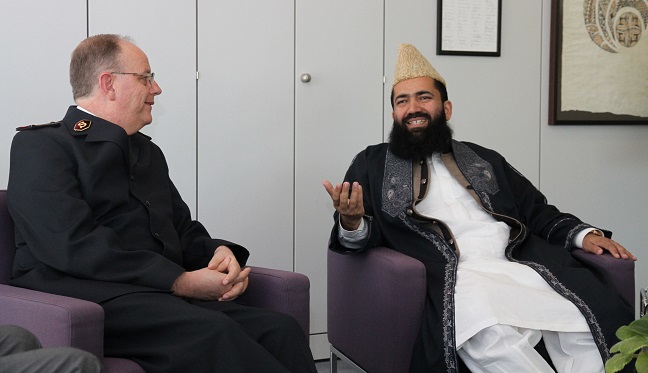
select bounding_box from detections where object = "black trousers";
[101,292,316,373]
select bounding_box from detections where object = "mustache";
[402,112,432,123]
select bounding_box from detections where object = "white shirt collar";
[76,105,96,116]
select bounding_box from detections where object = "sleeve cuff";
[573,228,602,248]
[337,218,369,249]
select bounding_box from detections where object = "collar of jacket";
[62,105,152,158]
[411,145,524,249]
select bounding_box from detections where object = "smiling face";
[108,41,162,134]
[388,76,454,159]
[391,76,451,134]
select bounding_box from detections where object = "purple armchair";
[328,245,634,373]
[0,189,310,372]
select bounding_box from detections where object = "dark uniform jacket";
[329,140,633,372]
[8,106,248,304]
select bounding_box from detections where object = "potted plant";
[606,314,648,372]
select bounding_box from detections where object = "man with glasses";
[7,34,316,373]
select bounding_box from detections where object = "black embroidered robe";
[329,140,633,372]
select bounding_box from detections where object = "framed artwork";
[436,0,502,56]
[549,0,648,125]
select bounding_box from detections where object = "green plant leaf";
[629,317,648,337]
[635,352,648,373]
[606,352,635,373]
[610,336,648,355]
[617,325,641,340]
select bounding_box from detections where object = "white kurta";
[417,154,590,348]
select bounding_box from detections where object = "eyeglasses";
[111,72,155,86]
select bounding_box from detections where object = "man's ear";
[443,100,453,121]
[98,72,116,100]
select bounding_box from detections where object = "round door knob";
[300,73,312,83]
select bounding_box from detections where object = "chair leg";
[329,345,368,373]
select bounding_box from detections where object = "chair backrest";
[0,190,16,284]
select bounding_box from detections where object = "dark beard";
[388,112,453,160]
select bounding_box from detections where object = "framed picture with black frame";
[436,0,502,57]
[549,0,648,125]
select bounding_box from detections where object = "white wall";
[0,0,86,189]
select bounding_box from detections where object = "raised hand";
[322,180,364,231]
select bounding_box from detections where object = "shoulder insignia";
[16,121,61,131]
[73,119,92,132]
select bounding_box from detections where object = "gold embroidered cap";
[392,44,446,88]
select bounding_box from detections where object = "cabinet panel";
[295,0,385,349]
[197,1,295,271]
[0,0,86,188]
[89,0,198,214]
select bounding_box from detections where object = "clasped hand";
[171,246,250,301]
[322,180,365,231]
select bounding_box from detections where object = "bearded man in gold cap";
[323,44,635,373]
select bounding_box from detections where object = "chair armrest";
[328,246,427,373]
[236,266,310,337]
[0,284,105,359]
[571,249,635,307]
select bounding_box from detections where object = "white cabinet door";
[0,0,86,188]
[197,1,295,271]
[89,0,198,214]
[295,0,385,357]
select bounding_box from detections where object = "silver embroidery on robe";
[382,150,460,371]
[381,145,608,368]
[506,226,607,359]
[453,142,500,196]
[507,253,608,360]
[382,151,413,217]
